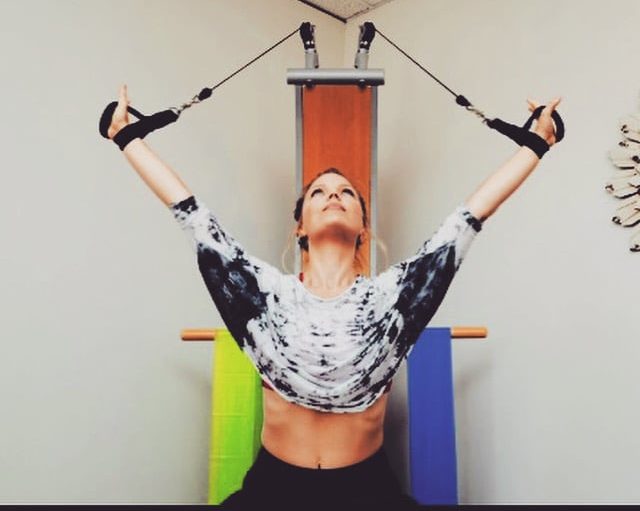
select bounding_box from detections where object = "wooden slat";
[451,326,487,339]
[181,329,218,341]
[181,326,488,341]
[302,85,373,275]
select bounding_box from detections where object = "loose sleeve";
[169,195,284,351]
[372,204,483,354]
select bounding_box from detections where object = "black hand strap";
[98,101,179,150]
[523,106,565,142]
[486,106,565,158]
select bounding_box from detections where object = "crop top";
[262,376,392,393]
[171,195,482,413]
[259,273,394,396]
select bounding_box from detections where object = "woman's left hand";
[527,97,562,146]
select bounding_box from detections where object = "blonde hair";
[280,168,389,275]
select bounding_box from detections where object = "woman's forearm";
[464,146,541,221]
[122,138,193,206]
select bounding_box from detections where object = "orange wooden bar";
[181,327,487,341]
[450,326,488,338]
[301,84,373,274]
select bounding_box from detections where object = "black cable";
[206,26,301,94]
[374,27,459,100]
[174,25,302,114]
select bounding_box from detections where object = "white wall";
[346,0,640,504]
[3,0,640,505]
[0,0,343,503]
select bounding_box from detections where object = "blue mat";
[407,327,458,505]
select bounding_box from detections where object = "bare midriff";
[261,387,389,469]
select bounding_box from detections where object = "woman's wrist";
[534,129,554,147]
[521,130,550,159]
[108,121,130,140]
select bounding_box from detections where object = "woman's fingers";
[540,97,562,139]
[108,84,130,139]
[115,84,129,117]
[527,97,562,114]
[542,97,562,117]
[541,98,562,124]
[526,96,562,146]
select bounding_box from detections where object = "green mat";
[208,329,263,505]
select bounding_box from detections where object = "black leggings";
[220,445,422,510]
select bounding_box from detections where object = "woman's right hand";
[107,84,131,139]
[526,97,562,147]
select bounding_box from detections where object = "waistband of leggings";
[255,444,389,475]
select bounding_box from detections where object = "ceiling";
[298,0,396,22]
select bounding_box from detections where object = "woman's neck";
[303,237,359,284]
[298,270,360,291]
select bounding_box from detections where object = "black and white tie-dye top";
[170,195,482,413]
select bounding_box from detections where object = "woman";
[106,85,561,509]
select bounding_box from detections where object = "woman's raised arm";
[464,97,562,221]
[107,85,193,206]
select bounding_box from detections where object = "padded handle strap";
[486,105,565,158]
[98,101,179,150]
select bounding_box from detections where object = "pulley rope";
[373,27,489,123]
[173,25,301,116]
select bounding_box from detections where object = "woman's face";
[299,173,364,245]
